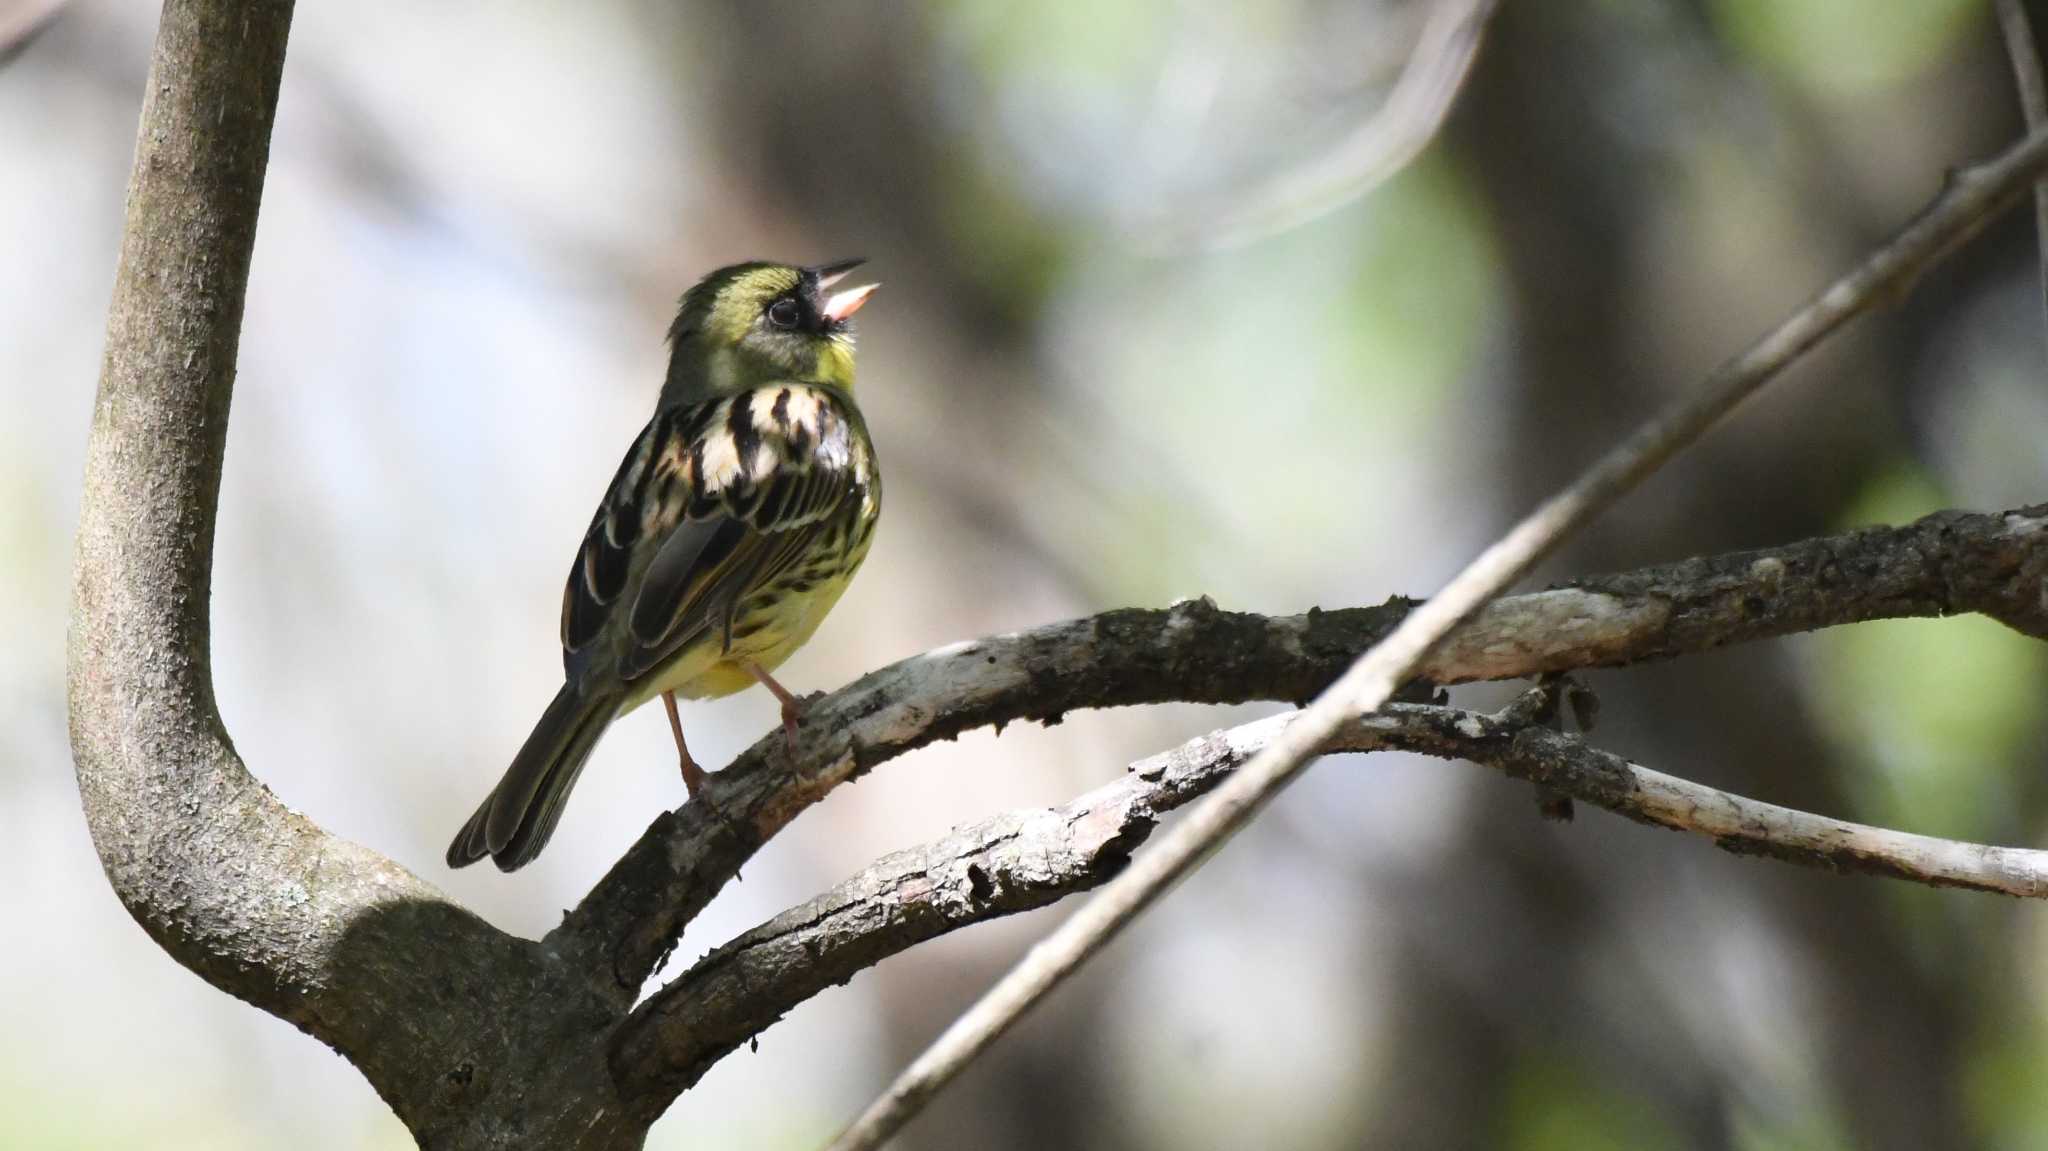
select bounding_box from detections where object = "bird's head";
[661,259,879,406]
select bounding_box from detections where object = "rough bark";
[561,504,2048,1010]
[615,686,2048,1103]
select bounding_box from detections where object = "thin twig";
[1998,0,2048,340]
[565,504,2048,1001]
[822,126,2048,1151]
[0,0,64,63]
[592,501,2048,1115]
[1153,0,1499,251]
[617,693,2048,1100]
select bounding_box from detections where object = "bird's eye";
[767,298,801,329]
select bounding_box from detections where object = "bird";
[447,259,882,871]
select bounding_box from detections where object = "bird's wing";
[559,385,872,686]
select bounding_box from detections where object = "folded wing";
[559,385,872,687]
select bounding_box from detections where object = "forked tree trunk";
[68,2,646,1145]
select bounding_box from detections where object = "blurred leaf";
[1964,1021,2048,1148]
[1711,0,1982,95]
[1336,156,1496,432]
[1810,466,2047,842]
[932,0,1179,84]
[1729,1106,1854,1151]
[936,147,1072,322]
[1062,154,1498,603]
[1500,1051,1685,1151]
[1835,462,1947,528]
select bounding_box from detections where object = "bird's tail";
[446,683,620,872]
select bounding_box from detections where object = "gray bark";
[617,679,2048,1105]
[68,3,638,1146]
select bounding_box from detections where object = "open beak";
[813,257,867,290]
[822,281,880,323]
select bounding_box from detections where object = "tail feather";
[447,684,619,872]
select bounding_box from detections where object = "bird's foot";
[679,751,709,799]
[664,689,713,800]
[778,697,803,761]
[691,771,745,841]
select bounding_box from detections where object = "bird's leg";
[745,661,804,759]
[662,690,708,797]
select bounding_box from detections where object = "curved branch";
[69,0,399,1024]
[565,503,2048,999]
[67,5,640,1145]
[613,687,2048,1103]
[1997,0,2048,332]
[1161,0,1500,250]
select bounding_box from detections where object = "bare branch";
[566,502,2048,1023]
[823,124,2048,1151]
[1997,0,2048,333]
[616,684,2048,1102]
[0,0,64,61]
[1157,0,1500,250]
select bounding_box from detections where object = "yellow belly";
[618,564,859,712]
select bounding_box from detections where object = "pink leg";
[663,690,708,797]
[745,662,804,758]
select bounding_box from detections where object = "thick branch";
[70,0,385,1022]
[565,503,2048,1004]
[68,5,638,1146]
[615,690,2048,1102]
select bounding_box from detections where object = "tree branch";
[1163,0,1501,250]
[823,122,2048,1151]
[614,681,2048,1103]
[565,503,2048,1014]
[68,5,640,1145]
[71,0,386,1025]
[577,499,2048,1119]
[1997,0,2048,335]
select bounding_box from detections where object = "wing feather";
[558,385,872,688]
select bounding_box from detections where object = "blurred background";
[5,1,2048,1147]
